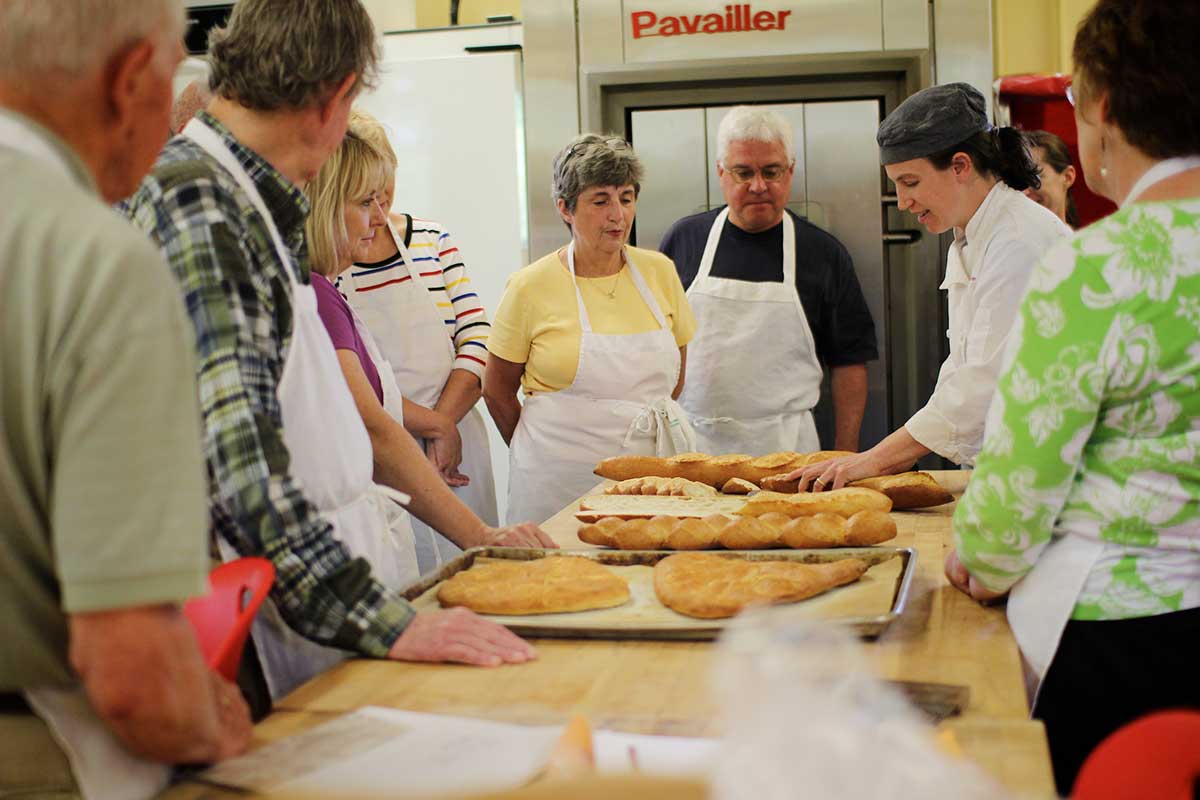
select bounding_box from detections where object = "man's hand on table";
[388,607,537,666]
[944,549,1008,604]
[210,671,253,760]
[479,522,558,549]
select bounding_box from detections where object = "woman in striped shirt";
[337,110,499,571]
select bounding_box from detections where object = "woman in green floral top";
[946,0,1200,793]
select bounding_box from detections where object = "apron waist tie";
[622,397,696,455]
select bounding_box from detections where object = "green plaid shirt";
[125,112,414,656]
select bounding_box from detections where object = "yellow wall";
[993,0,1098,76]
[416,0,521,28]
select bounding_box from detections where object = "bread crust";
[720,477,759,494]
[575,509,896,550]
[653,553,869,619]
[437,556,630,615]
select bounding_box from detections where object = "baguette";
[737,487,892,518]
[575,509,896,550]
[593,450,855,488]
[760,471,953,510]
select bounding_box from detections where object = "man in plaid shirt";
[126,0,548,699]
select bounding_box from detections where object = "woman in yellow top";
[485,134,698,524]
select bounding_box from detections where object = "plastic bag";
[709,608,1010,800]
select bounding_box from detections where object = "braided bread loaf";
[576,509,896,551]
[594,450,854,488]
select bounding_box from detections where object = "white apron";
[677,208,823,455]
[506,243,695,525]
[184,118,418,701]
[342,218,498,572]
[1008,154,1200,700]
[3,112,171,799]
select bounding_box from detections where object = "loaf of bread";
[604,476,717,497]
[759,471,953,510]
[737,487,892,518]
[653,552,870,619]
[437,556,630,615]
[576,509,896,551]
[593,450,854,488]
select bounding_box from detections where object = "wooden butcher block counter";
[163,471,1055,799]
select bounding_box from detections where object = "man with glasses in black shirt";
[662,105,877,457]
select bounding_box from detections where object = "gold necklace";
[599,268,622,299]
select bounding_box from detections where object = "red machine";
[996,73,1116,227]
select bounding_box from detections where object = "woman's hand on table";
[944,549,1008,604]
[783,428,931,492]
[786,451,884,492]
[387,607,537,666]
[478,523,559,549]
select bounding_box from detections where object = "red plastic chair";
[1072,710,1200,799]
[183,557,275,681]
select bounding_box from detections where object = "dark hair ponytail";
[928,127,1041,192]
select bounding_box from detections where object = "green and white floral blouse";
[954,198,1200,621]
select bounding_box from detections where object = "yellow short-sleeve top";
[488,246,697,394]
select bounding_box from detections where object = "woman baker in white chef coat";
[788,82,1071,491]
[484,134,699,525]
[337,110,500,573]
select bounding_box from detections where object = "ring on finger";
[813,478,826,487]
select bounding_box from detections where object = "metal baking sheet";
[400,546,916,641]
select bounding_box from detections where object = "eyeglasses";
[1065,84,1075,107]
[723,163,792,184]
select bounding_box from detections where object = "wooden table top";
[164,471,1055,799]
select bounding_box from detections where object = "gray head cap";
[877,82,990,165]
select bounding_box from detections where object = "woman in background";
[338,110,499,572]
[484,134,697,525]
[946,0,1200,792]
[1024,129,1079,228]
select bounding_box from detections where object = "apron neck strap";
[567,241,669,332]
[1122,155,1200,207]
[183,118,300,290]
[695,207,796,288]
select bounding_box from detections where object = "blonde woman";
[304,130,556,580]
[339,110,498,572]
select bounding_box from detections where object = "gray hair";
[207,0,379,112]
[551,134,644,215]
[0,0,182,82]
[716,106,795,165]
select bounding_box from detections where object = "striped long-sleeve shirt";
[341,214,490,380]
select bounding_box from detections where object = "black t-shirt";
[660,207,878,367]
